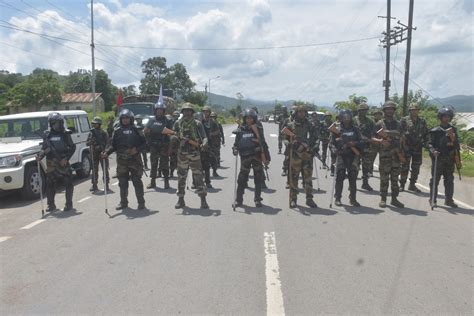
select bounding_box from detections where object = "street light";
[208,76,220,106]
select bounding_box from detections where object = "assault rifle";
[446,127,462,180]
[376,127,406,163]
[328,123,361,156]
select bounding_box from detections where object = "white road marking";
[264,232,285,316]
[20,219,46,230]
[112,181,119,186]
[269,133,278,137]
[230,134,236,138]
[78,196,91,203]
[0,236,12,243]
[374,164,473,209]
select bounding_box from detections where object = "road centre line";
[20,219,46,230]
[264,232,285,316]
[0,236,12,243]
[112,181,119,186]
[78,196,91,203]
[374,164,473,209]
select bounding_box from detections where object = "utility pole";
[402,0,415,116]
[384,0,391,102]
[90,0,97,117]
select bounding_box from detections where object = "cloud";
[0,0,472,106]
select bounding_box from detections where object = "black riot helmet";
[242,108,258,121]
[437,107,454,120]
[338,109,353,122]
[119,109,135,125]
[48,112,64,131]
[194,111,204,122]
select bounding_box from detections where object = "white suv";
[0,110,92,199]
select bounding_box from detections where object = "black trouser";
[236,154,263,202]
[334,155,358,201]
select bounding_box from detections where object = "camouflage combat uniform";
[86,118,109,191]
[354,104,376,190]
[145,115,173,188]
[399,104,428,191]
[372,101,404,208]
[285,107,318,207]
[202,107,220,178]
[135,115,149,170]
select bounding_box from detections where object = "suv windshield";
[0,117,48,139]
[122,103,154,116]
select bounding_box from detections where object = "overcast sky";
[0,0,472,106]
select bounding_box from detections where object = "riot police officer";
[331,110,362,207]
[102,109,146,210]
[36,112,76,212]
[428,108,461,208]
[86,117,109,192]
[144,101,173,189]
[354,103,376,191]
[233,109,268,208]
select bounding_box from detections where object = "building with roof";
[455,113,474,131]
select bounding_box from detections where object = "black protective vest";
[237,127,259,157]
[114,126,142,156]
[148,117,169,144]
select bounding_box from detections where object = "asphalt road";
[1,122,473,315]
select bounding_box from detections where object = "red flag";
[117,89,123,107]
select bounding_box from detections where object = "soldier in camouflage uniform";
[320,112,333,171]
[210,112,224,168]
[277,111,289,154]
[169,110,181,177]
[373,108,383,123]
[371,101,405,208]
[135,115,149,171]
[284,106,318,208]
[86,117,109,192]
[144,101,173,189]
[201,106,220,179]
[428,108,460,208]
[354,103,376,191]
[369,108,383,171]
[36,112,76,212]
[399,103,429,192]
[173,103,209,209]
[281,109,294,177]
[103,109,146,210]
[232,109,268,207]
[330,109,362,207]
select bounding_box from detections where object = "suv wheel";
[76,152,92,178]
[21,164,44,200]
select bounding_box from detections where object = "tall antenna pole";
[402,0,415,116]
[384,0,391,102]
[91,0,97,117]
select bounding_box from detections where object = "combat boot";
[306,198,317,208]
[334,200,342,207]
[115,202,128,210]
[444,200,458,208]
[330,165,335,177]
[399,181,405,192]
[361,180,373,191]
[164,178,170,189]
[212,169,219,177]
[379,197,387,208]
[255,199,263,207]
[137,202,146,210]
[408,182,421,193]
[390,196,404,208]
[46,204,56,212]
[200,196,209,209]
[63,204,73,212]
[281,170,287,176]
[290,199,297,208]
[350,199,361,207]
[175,197,185,209]
[234,200,243,208]
[206,182,213,189]
[90,184,98,192]
[147,179,156,189]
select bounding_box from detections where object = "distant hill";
[207,92,297,113]
[431,95,474,112]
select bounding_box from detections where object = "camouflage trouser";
[378,153,401,198]
[400,148,422,184]
[321,140,330,165]
[149,145,170,179]
[236,154,264,202]
[282,145,289,171]
[116,156,144,205]
[335,154,359,200]
[200,150,211,185]
[91,150,109,185]
[177,151,207,197]
[209,144,219,170]
[46,159,73,208]
[170,153,177,172]
[360,145,377,180]
[215,143,222,166]
[429,155,455,203]
[278,134,283,151]
[289,154,313,200]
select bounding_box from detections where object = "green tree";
[122,85,137,97]
[8,73,61,111]
[183,90,207,106]
[139,57,168,94]
[334,94,368,113]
